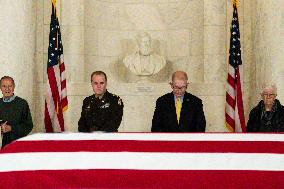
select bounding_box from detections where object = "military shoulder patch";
[118,98,122,106]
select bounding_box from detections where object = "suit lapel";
[180,92,192,125]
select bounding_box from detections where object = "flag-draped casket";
[0,133,283,188]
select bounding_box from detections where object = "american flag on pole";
[44,0,68,132]
[0,133,284,188]
[225,1,246,132]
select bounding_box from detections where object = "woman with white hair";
[247,84,284,132]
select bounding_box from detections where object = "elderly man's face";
[171,79,188,98]
[261,87,276,107]
[0,78,15,99]
[138,36,151,56]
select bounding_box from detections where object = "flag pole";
[225,0,246,132]
[232,0,240,7]
[45,0,68,132]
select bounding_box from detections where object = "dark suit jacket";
[151,92,206,132]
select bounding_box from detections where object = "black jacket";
[78,91,123,132]
[151,92,206,132]
[247,99,284,132]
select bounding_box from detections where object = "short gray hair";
[90,71,107,82]
[171,71,188,82]
[0,76,15,87]
[261,83,277,95]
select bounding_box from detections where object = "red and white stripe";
[225,65,246,132]
[59,55,68,111]
[44,54,67,132]
[0,133,283,188]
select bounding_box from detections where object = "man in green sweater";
[0,76,33,148]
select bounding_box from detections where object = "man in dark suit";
[151,71,206,132]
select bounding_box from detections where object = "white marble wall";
[251,0,284,104]
[0,0,36,119]
[2,0,284,133]
[83,0,205,132]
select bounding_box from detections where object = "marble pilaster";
[0,0,36,112]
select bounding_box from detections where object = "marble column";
[203,0,227,132]
[0,0,36,106]
[252,0,284,102]
[60,0,85,132]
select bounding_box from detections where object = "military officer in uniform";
[78,71,123,132]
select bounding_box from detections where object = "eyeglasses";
[262,93,276,97]
[172,85,187,91]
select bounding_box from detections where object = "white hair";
[261,83,277,95]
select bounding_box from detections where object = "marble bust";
[123,32,166,76]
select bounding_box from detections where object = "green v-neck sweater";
[0,96,33,148]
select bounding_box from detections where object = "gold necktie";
[175,97,182,123]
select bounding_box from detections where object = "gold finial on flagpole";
[52,0,57,7]
[51,0,61,21]
[232,0,240,7]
